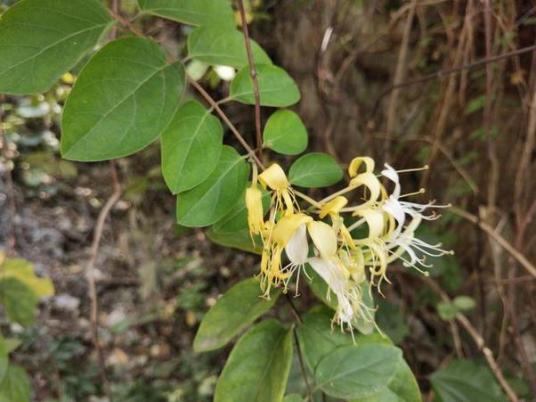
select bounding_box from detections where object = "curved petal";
[308,221,338,257]
[285,224,309,265]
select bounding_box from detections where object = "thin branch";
[188,77,264,168]
[385,0,416,157]
[373,43,536,114]
[86,161,121,401]
[450,207,536,278]
[237,0,263,157]
[420,276,519,402]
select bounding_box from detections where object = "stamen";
[397,188,426,199]
[395,165,429,173]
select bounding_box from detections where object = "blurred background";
[0,0,535,401]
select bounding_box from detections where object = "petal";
[259,163,289,191]
[308,257,346,294]
[381,163,401,198]
[354,208,385,239]
[349,172,381,204]
[285,224,309,265]
[272,213,312,246]
[348,156,375,178]
[308,221,338,257]
[319,196,348,218]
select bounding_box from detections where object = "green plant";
[0,252,54,401]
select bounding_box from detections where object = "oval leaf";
[207,228,261,254]
[208,186,270,254]
[351,361,422,402]
[215,320,293,402]
[161,100,223,193]
[0,365,30,402]
[289,153,343,188]
[230,65,301,107]
[430,360,506,402]
[0,0,113,94]
[263,110,308,155]
[194,278,280,352]
[188,26,272,68]
[0,279,38,327]
[138,0,235,28]
[298,308,420,402]
[315,344,402,400]
[176,146,250,227]
[61,37,185,161]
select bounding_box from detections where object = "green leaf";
[351,361,421,402]
[263,110,308,155]
[61,37,185,161]
[207,187,269,254]
[376,300,409,344]
[161,100,223,193]
[0,365,30,402]
[0,258,54,298]
[214,320,293,402]
[0,278,39,326]
[138,0,235,28]
[176,146,250,227]
[0,337,8,384]
[188,26,272,68]
[306,270,375,335]
[289,153,342,188]
[194,278,280,352]
[453,296,476,311]
[207,227,261,254]
[0,0,113,94]
[315,344,402,400]
[298,308,420,402]
[212,187,270,233]
[430,360,506,402]
[437,302,458,321]
[283,395,303,402]
[230,65,301,107]
[297,307,390,371]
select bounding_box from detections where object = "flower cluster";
[245,156,451,332]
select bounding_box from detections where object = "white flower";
[381,163,452,272]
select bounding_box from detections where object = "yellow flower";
[259,163,296,214]
[260,213,312,296]
[307,221,338,258]
[319,196,348,218]
[348,156,375,178]
[245,183,265,238]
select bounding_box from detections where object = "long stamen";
[395,165,429,173]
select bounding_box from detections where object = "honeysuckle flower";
[348,156,375,178]
[386,215,453,273]
[307,220,338,258]
[379,163,452,273]
[260,213,312,296]
[259,163,297,215]
[245,154,451,335]
[245,183,265,238]
[319,195,348,219]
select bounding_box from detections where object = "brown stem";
[86,161,121,401]
[237,0,263,159]
[188,77,264,168]
[372,43,536,115]
[450,207,536,278]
